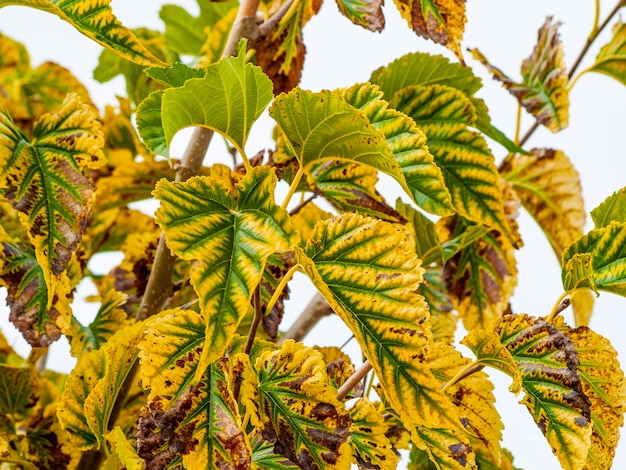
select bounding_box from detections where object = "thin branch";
[289,194,317,216]
[337,361,373,401]
[278,292,334,343]
[257,0,297,38]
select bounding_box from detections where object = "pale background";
[1,1,626,468]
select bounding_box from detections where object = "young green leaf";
[0,94,105,306]
[154,166,297,373]
[254,340,352,469]
[471,17,569,132]
[390,85,514,242]
[591,186,626,228]
[335,0,384,32]
[0,0,166,67]
[340,83,453,216]
[497,314,592,470]
[144,62,205,88]
[160,41,273,160]
[350,398,399,469]
[296,213,470,460]
[504,148,585,257]
[562,221,626,296]
[391,0,466,62]
[590,22,626,87]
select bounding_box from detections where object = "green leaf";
[336,0,384,32]
[0,365,38,421]
[296,213,470,458]
[350,398,399,469]
[591,186,626,228]
[471,17,569,132]
[390,85,514,242]
[160,0,239,56]
[563,253,597,293]
[0,94,105,304]
[251,435,299,469]
[0,0,166,66]
[562,222,626,296]
[160,41,273,159]
[461,329,522,394]
[154,166,297,373]
[144,62,205,88]
[306,159,406,223]
[0,238,71,347]
[395,199,442,265]
[590,22,626,87]
[391,0,466,61]
[135,91,167,157]
[497,314,592,470]
[340,83,453,216]
[505,148,585,257]
[254,340,352,469]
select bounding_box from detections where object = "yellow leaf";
[350,398,400,469]
[570,288,595,328]
[105,426,142,470]
[290,201,333,241]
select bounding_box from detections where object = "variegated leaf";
[105,426,142,470]
[350,398,399,469]
[254,340,352,469]
[0,94,105,306]
[390,85,514,242]
[590,22,626,87]
[336,0,384,32]
[290,202,333,240]
[505,148,585,257]
[251,433,299,469]
[471,17,569,132]
[341,83,453,216]
[0,0,166,66]
[591,186,626,228]
[562,222,626,297]
[154,166,297,373]
[391,0,466,62]
[296,213,470,460]
[497,314,592,470]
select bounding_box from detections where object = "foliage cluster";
[1,0,626,469]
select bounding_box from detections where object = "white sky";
[1,1,626,468]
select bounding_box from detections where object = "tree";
[1,0,626,469]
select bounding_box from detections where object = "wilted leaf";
[591,186,626,228]
[471,17,569,132]
[160,40,273,159]
[461,329,522,394]
[590,22,626,87]
[390,85,513,242]
[296,213,470,458]
[350,398,399,469]
[497,314,592,470]
[562,221,626,297]
[251,434,299,469]
[341,83,452,216]
[391,0,466,61]
[0,0,166,66]
[255,340,352,469]
[0,94,105,306]
[154,166,297,373]
[505,149,585,257]
[336,0,384,32]
[563,253,596,293]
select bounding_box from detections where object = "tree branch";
[278,292,334,343]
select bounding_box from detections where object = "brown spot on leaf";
[448,442,472,467]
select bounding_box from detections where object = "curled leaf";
[590,22,626,87]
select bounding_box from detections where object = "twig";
[289,194,317,216]
[337,361,373,401]
[278,292,334,343]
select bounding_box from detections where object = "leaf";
[0,94,105,305]
[497,314,592,470]
[590,22,626,87]
[199,8,238,66]
[391,0,466,62]
[254,340,352,469]
[504,149,585,257]
[306,159,406,223]
[0,0,166,67]
[562,221,626,296]
[0,239,71,347]
[105,426,142,470]
[567,325,626,469]
[335,0,384,32]
[270,88,407,193]
[251,434,299,469]
[563,253,597,293]
[160,40,273,158]
[390,85,514,241]
[0,365,38,421]
[461,329,522,394]
[295,213,470,456]
[395,199,442,265]
[471,17,569,132]
[154,166,297,373]
[340,83,453,216]
[421,267,456,345]
[145,62,206,88]
[290,202,333,240]
[570,288,595,328]
[591,186,626,228]
[438,216,517,331]
[350,398,399,469]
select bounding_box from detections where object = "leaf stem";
[265,264,301,315]
[514,103,522,145]
[281,166,304,210]
[337,361,373,401]
[440,361,485,393]
[546,289,573,322]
